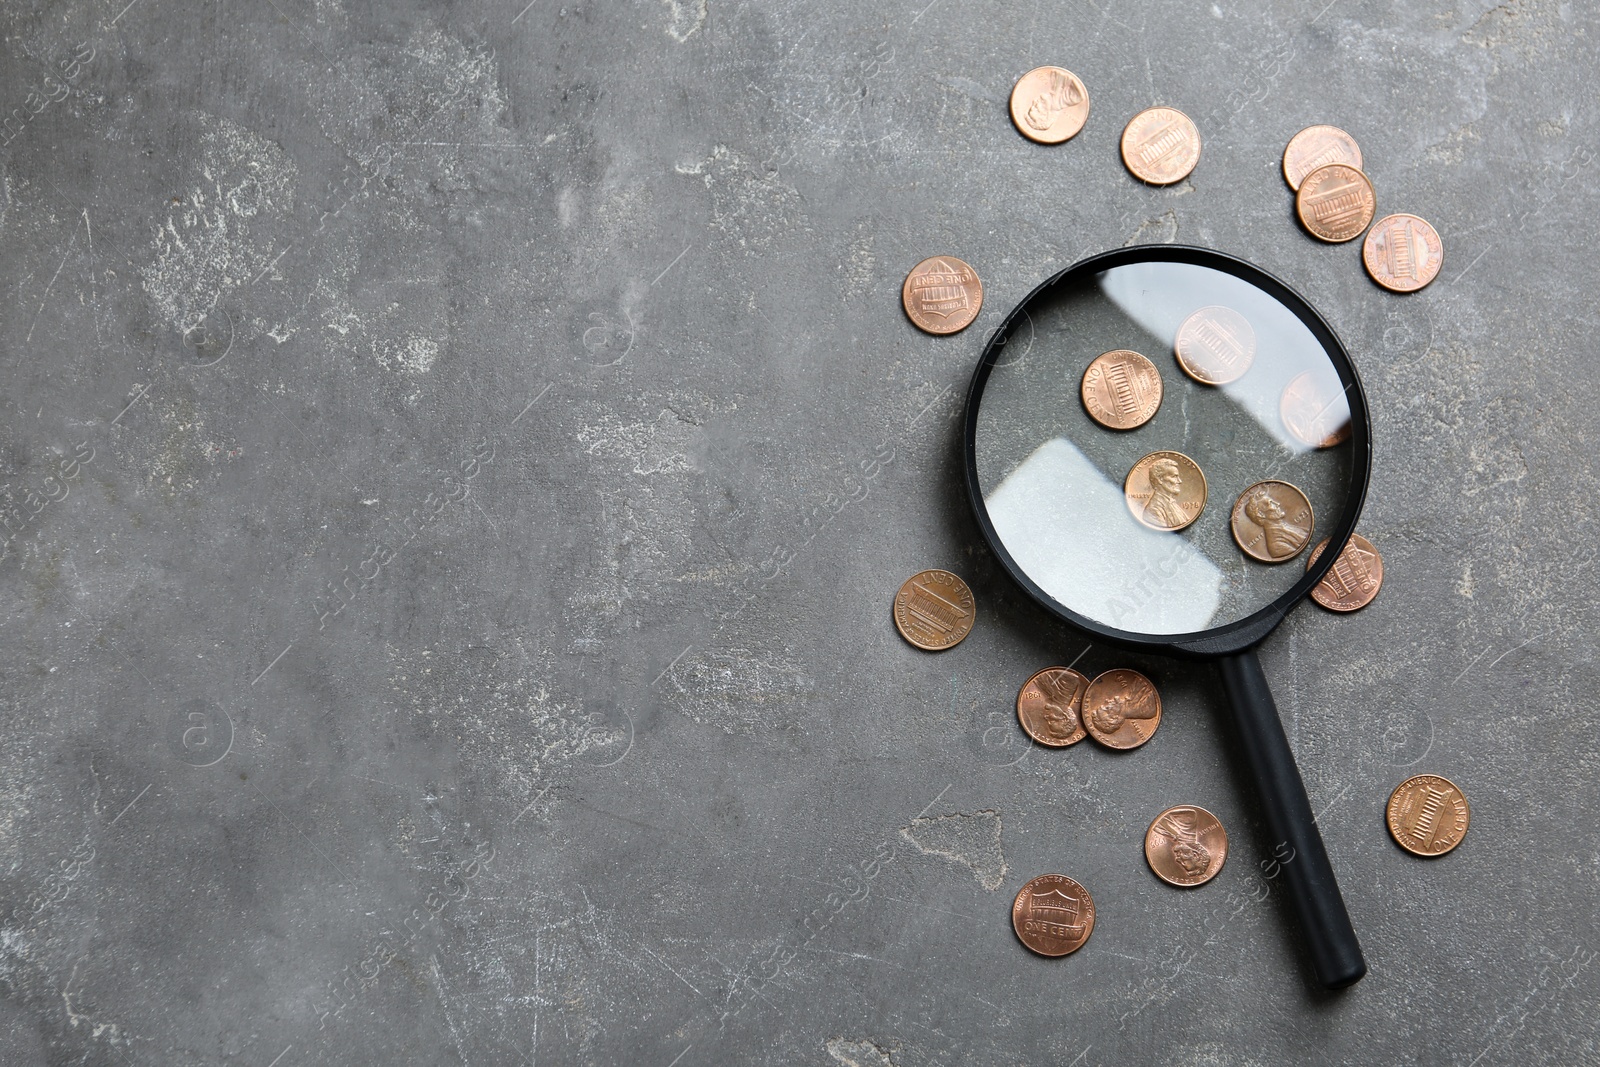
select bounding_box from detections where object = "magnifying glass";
[964,245,1369,989]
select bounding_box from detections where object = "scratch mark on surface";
[250,243,294,285]
[665,1044,693,1067]
[909,0,945,26]
[108,0,144,26]
[107,784,150,827]
[652,644,694,687]
[1452,244,1492,285]
[26,230,79,344]
[110,384,152,426]
[266,1045,293,1067]
[511,0,539,23]
[907,385,952,429]
[643,945,711,1005]
[1309,0,1340,22]
[1486,631,1547,670]
[510,781,556,826]
[651,243,693,286]
[511,383,553,425]
[1451,644,1493,685]
[252,643,294,685]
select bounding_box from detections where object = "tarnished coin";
[1009,66,1090,145]
[1307,534,1384,612]
[1124,451,1206,532]
[1082,349,1163,430]
[1120,106,1201,185]
[1016,667,1090,748]
[893,569,975,651]
[1012,874,1095,957]
[1386,774,1469,857]
[1280,370,1352,449]
[1231,481,1314,563]
[902,256,983,335]
[1282,125,1364,191]
[1145,805,1229,887]
[1174,305,1256,385]
[1296,163,1376,243]
[1363,213,1444,293]
[1082,669,1162,750]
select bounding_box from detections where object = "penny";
[1124,451,1206,532]
[1363,213,1444,293]
[1282,125,1364,191]
[1280,370,1352,449]
[893,569,976,651]
[1386,774,1469,857]
[1306,534,1384,612]
[1120,106,1201,185]
[1145,805,1229,887]
[1295,163,1376,243]
[1174,305,1256,386]
[1016,667,1090,748]
[1011,874,1095,957]
[1081,349,1163,430]
[1082,668,1162,750]
[1231,480,1314,563]
[902,256,983,335]
[1009,66,1090,145]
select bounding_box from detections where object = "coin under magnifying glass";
[1282,125,1363,191]
[1386,774,1469,857]
[902,256,983,335]
[1280,370,1352,449]
[1307,534,1383,612]
[1009,66,1090,145]
[1124,451,1206,532]
[1174,305,1256,385]
[1296,163,1376,243]
[1231,480,1314,563]
[1363,213,1443,293]
[1145,805,1229,887]
[1120,106,1201,185]
[1082,349,1163,430]
[893,569,975,651]
[1012,874,1096,956]
[1016,667,1090,747]
[1082,668,1162,750]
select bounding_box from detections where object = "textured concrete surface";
[1,0,1597,1064]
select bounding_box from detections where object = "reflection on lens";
[1280,370,1352,449]
[1174,305,1256,385]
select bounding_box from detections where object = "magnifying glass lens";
[975,259,1354,637]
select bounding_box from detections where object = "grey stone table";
[2,0,1596,1063]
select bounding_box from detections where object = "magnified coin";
[1386,774,1469,857]
[1307,534,1383,612]
[1082,349,1163,430]
[1009,66,1090,145]
[1363,213,1443,293]
[1145,805,1229,887]
[1174,305,1256,385]
[1231,480,1314,563]
[1124,451,1206,532]
[1296,163,1376,243]
[1012,874,1096,956]
[902,256,983,335]
[1282,125,1364,191]
[1121,106,1201,185]
[893,569,976,651]
[1016,667,1090,747]
[1082,669,1162,750]
[1280,370,1352,449]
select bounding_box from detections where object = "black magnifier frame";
[963,244,1371,989]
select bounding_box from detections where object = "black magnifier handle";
[1217,649,1367,989]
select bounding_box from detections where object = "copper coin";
[902,256,983,335]
[1279,370,1352,449]
[1082,669,1162,750]
[1145,805,1228,887]
[1295,163,1376,243]
[1231,480,1314,563]
[1120,106,1201,185]
[1124,451,1206,532]
[1386,774,1469,857]
[1016,667,1090,747]
[1282,125,1364,191]
[1306,534,1384,612]
[1082,349,1163,430]
[893,569,975,651]
[1011,874,1095,956]
[1363,213,1444,293]
[1009,66,1090,145]
[1174,305,1256,386]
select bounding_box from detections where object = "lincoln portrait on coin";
[1170,838,1211,878]
[1142,457,1188,528]
[1243,488,1309,557]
